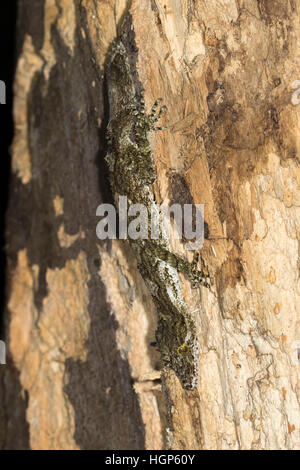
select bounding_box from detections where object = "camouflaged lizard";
[105,17,210,390]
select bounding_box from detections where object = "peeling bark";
[1,0,300,450]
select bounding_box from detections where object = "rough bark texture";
[1,0,300,450]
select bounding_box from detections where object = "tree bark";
[1,0,300,450]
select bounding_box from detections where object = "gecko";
[105,16,210,390]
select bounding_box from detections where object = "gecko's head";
[164,340,199,391]
[157,315,199,391]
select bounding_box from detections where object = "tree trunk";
[1,0,300,450]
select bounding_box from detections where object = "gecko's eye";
[177,343,190,356]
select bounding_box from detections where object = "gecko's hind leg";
[149,98,167,130]
[150,98,163,118]
[174,252,210,289]
[154,104,167,123]
[190,253,210,289]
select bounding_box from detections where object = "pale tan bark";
[1,0,300,450]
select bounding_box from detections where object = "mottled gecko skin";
[105,19,210,390]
